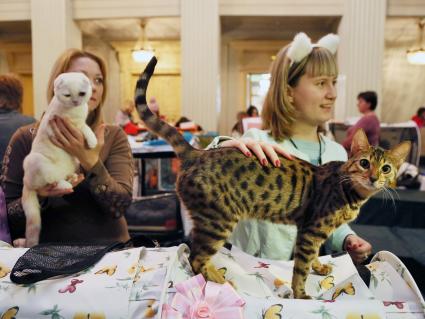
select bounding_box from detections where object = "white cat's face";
[53,72,92,107]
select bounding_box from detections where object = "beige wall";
[382,17,425,124]
[2,0,425,133]
[112,40,181,124]
[220,40,286,135]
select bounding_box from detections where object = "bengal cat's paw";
[313,263,333,276]
[205,264,226,284]
[295,293,312,300]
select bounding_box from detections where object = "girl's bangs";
[304,48,338,77]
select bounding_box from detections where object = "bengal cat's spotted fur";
[135,58,411,299]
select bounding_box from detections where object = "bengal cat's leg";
[189,214,234,284]
[312,257,332,276]
[292,230,326,299]
[190,235,226,283]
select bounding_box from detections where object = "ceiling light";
[407,19,425,65]
[132,19,155,63]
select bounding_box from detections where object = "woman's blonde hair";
[262,44,338,141]
[46,48,107,129]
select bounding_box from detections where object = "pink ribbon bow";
[162,274,245,319]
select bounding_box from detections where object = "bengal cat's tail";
[134,57,195,160]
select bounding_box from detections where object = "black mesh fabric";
[10,242,123,284]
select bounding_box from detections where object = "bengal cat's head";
[344,129,411,196]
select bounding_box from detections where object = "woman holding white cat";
[1,49,133,246]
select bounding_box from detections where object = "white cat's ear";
[350,129,370,155]
[54,74,65,89]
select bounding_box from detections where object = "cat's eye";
[381,164,391,174]
[63,94,71,97]
[359,159,370,169]
[79,92,86,97]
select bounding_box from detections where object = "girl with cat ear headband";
[212,32,372,264]
[211,32,340,165]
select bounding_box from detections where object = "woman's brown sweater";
[0,124,133,243]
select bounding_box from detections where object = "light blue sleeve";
[206,128,267,149]
[327,223,356,252]
[241,128,262,140]
[205,135,234,149]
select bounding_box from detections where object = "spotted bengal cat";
[135,57,411,299]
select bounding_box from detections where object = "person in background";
[0,74,35,164]
[209,32,372,264]
[175,116,203,132]
[1,49,133,246]
[115,99,142,135]
[342,91,380,152]
[411,106,425,128]
[231,111,248,138]
[148,97,161,118]
[247,105,259,117]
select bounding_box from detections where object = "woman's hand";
[344,234,373,264]
[36,174,85,197]
[220,138,293,167]
[49,116,105,171]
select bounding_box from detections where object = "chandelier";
[132,19,155,63]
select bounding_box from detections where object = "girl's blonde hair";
[46,48,107,129]
[262,44,338,141]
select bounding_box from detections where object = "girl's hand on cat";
[220,138,293,167]
[49,116,104,171]
[344,234,372,264]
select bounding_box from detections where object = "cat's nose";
[72,100,79,106]
[370,176,378,183]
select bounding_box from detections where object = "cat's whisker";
[381,187,396,211]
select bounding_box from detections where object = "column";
[337,0,386,120]
[31,0,82,119]
[180,0,220,132]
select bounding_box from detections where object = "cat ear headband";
[287,32,339,66]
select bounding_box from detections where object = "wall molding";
[0,0,30,21]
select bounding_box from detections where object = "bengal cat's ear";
[388,141,411,168]
[350,129,370,156]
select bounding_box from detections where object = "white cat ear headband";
[287,32,339,66]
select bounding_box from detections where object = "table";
[128,135,177,196]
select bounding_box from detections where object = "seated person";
[411,106,425,128]
[175,116,203,132]
[0,73,35,163]
[342,91,380,152]
[231,111,248,138]
[247,105,259,117]
[115,99,142,135]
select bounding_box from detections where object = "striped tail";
[134,57,195,160]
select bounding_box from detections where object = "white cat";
[22,72,97,247]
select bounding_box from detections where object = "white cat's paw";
[66,173,79,184]
[56,180,73,190]
[86,136,98,149]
